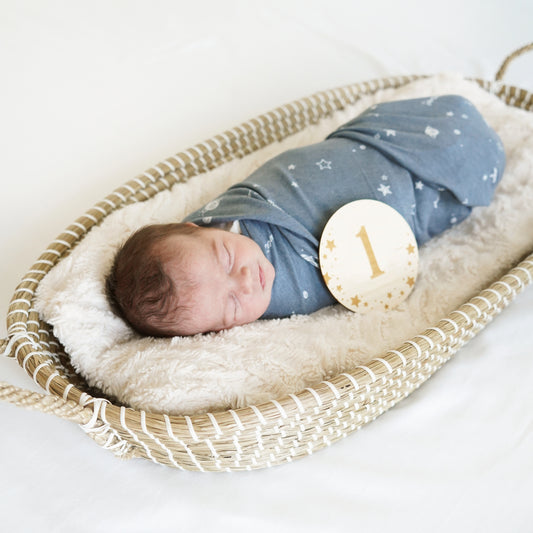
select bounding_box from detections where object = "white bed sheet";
[1,2,532,532]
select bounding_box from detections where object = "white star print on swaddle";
[377,184,392,197]
[424,126,440,138]
[316,159,332,170]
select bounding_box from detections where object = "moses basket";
[2,45,533,472]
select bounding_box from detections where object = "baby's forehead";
[157,237,191,267]
[157,234,205,283]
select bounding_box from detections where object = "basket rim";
[4,73,533,469]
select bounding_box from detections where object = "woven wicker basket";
[2,45,533,472]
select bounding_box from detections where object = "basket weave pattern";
[3,74,533,471]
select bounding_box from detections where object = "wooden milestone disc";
[319,199,419,313]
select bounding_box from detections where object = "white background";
[1,1,532,532]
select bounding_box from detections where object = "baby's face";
[162,226,275,335]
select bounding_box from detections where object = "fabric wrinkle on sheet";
[184,95,505,318]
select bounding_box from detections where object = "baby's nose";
[237,266,253,295]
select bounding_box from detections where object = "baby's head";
[106,222,275,336]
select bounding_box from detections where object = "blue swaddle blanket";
[185,95,505,318]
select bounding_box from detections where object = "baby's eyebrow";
[208,238,231,329]
[211,238,223,267]
[213,237,231,271]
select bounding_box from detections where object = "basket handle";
[1,336,139,458]
[0,336,91,424]
[495,42,533,82]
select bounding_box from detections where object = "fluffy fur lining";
[35,74,533,415]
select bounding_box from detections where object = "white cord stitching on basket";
[110,190,126,204]
[32,361,52,384]
[35,258,55,266]
[228,409,245,431]
[169,154,188,168]
[71,221,88,232]
[123,184,137,196]
[79,398,109,432]
[141,171,157,182]
[10,298,32,307]
[414,334,435,349]
[472,295,493,310]
[483,288,503,303]
[269,400,287,419]
[133,177,147,189]
[493,280,513,295]
[118,406,158,463]
[98,402,135,455]
[441,318,459,333]
[152,165,166,178]
[288,393,306,414]
[463,302,482,318]
[52,238,72,249]
[205,439,220,462]
[102,198,116,210]
[506,273,524,289]
[207,413,223,437]
[21,350,41,372]
[451,310,472,325]
[161,159,176,172]
[184,415,199,442]
[169,171,181,184]
[304,387,323,407]
[92,205,107,216]
[62,229,80,239]
[340,372,360,390]
[188,146,211,170]
[375,357,394,373]
[19,277,40,285]
[251,405,267,426]
[202,140,222,162]
[62,383,74,401]
[8,322,27,334]
[139,410,183,469]
[163,415,202,472]
[148,183,160,195]
[83,213,98,224]
[7,308,29,318]
[321,380,342,399]
[13,288,34,298]
[139,189,150,200]
[387,350,407,365]
[357,366,377,382]
[514,266,533,283]
[1,333,28,357]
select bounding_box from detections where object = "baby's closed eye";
[224,244,233,273]
[231,293,239,319]
[225,292,238,325]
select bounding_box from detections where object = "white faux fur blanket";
[35,74,533,415]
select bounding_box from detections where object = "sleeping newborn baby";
[106,95,505,336]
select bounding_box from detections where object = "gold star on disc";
[326,239,336,251]
[406,276,415,287]
[406,243,416,255]
[323,272,331,284]
[350,295,361,307]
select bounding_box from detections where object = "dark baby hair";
[105,223,197,336]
